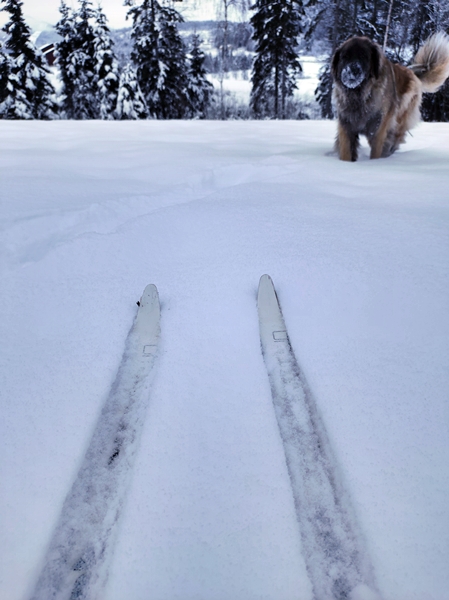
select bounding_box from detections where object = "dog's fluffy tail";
[411,32,449,93]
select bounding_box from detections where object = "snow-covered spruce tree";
[56,0,120,119]
[308,0,356,118]
[0,42,13,108]
[56,0,98,119]
[0,0,57,119]
[70,0,97,118]
[314,62,333,119]
[411,0,436,50]
[250,0,304,119]
[125,0,189,119]
[55,1,78,118]
[115,63,148,119]
[125,0,158,115]
[92,5,120,119]
[186,34,213,118]
[156,4,190,118]
[0,51,29,118]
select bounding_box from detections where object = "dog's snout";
[341,61,365,89]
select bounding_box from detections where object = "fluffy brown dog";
[331,33,449,161]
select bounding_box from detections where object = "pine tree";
[71,0,97,118]
[315,63,334,118]
[125,0,189,119]
[309,0,355,118]
[0,45,29,118]
[125,0,160,117]
[56,0,98,119]
[411,0,434,50]
[92,5,120,119]
[0,0,57,119]
[186,34,213,118]
[56,0,120,119]
[55,1,77,118]
[250,0,304,119]
[0,42,12,106]
[156,4,189,118]
[115,63,148,119]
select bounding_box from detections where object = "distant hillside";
[34,19,250,67]
[35,30,60,47]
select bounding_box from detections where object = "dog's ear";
[331,47,341,79]
[370,42,381,79]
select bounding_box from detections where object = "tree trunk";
[383,0,394,51]
[274,61,279,118]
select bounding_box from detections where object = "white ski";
[31,284,161,600]
[257,275,380,600]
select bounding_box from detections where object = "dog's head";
[332,37,381,90]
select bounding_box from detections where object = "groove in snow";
[257,274,381,600]
[30,284,161,600]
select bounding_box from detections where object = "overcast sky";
[0,0,219,32]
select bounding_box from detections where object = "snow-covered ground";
[297,55,325,100]
[1,119,448,600]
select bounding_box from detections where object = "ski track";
[1,159,299,269]
[30,288,160,600]
[258,276,381,600]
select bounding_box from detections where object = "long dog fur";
[332,33,449,161]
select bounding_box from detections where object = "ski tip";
[258,274,275,299]
[257,274,287,337]
[138,284,160,309]
[258,274,280,311]
[259,274,273,287]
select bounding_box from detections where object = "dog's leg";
[380,130,397,157]
[387,130,405,157]
[337,121,359,161]
[369,111,395,159]
[390,92,421,155]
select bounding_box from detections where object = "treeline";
[0,0,212,119]
[1,0,449,121]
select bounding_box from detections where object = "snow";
[209,71,252,102]
[208,56,322,106]
[257,274,378,599]
[30,285,160,600]
[1,119,448,600]
[296,55,323,100]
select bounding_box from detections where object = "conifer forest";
[1,0,449,121]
